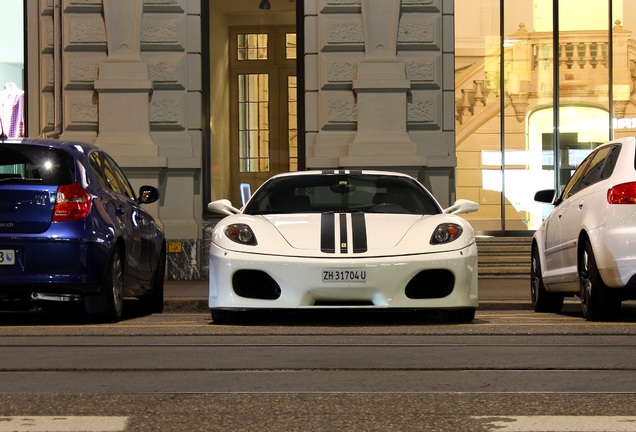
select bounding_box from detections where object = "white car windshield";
[244,174,442,215]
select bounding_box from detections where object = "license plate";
[0,249,15,266]
[322,269,367,282]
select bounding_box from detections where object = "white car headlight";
[430,223,463,245]
[225,223,258,246]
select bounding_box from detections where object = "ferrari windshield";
[244,173,442,215]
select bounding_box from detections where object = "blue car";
[0,138,165,322]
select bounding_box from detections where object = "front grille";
[405,269,454,299]
[312,300,374,306]
[232,270,281,300]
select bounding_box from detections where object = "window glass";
[244,174,442,215]
[0,3,25,138]
[578,146,612,189]
[89,152,135,199]
[561,154,592,200]
[288,75,298,171]
[89,152,110,190]
[238,73,270,173]
[105,154,135,200]
[237,33,268,60]
[0,145,73,185]
[455,0,615,232]
[600,145,620,180]
[285,33,296,59]
[89,152,121,194]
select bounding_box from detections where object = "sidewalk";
[163,277,532,312]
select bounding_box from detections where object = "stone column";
[94,0,166,167]
[342,0,426,167]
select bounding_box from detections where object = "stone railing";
[456,21,636,127]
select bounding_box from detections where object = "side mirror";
[444,199,480,215]
[138,185,160,204]
[208,199,240,216]
[534,189,557,204]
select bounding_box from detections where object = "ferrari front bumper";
[209,242,478,310]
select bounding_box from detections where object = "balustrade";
[455,21,636,126]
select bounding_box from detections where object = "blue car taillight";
[53,182,92,221]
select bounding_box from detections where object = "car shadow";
[0,299,156,326]
[555,301,636,322]
[209,309,480,326]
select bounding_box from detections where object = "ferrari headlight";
[430,223,463,245]
[225,223,257,246]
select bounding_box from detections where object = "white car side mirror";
[444,199,480,215]
[208,199,240,216]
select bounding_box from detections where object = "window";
[237,33,268,60]
[578,146,613,189]
[238,74,270,173]
[229,26,297,205]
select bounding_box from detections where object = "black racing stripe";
[349,170,362,175]
[321,213,335,253]
[351,212,367,253]
[339,213,348,253]
[322,169,335,175]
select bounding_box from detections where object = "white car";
[207,170,479,323]
[532,136,636,321]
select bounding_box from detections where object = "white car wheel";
[530,245,564,313]
[579,241,621,321]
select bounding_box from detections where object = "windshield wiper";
[0,177,43,184]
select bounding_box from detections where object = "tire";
[579,241,621,321]
[211,309,240,324]
[85,249,124,323]
[439,308,475,323]
[531,245,564,313]
[139,247,165,314]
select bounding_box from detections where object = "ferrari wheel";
[85,248,124,323]
[531,245,564,313]
[211,308,240,324]
[439,308,475,323]
[579,241,621,321]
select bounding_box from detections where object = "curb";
[162,298,533,313]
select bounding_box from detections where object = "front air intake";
[232,270,281,300]
[405,269,454,299]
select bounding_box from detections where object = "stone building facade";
[27,0,204,279]
[304,0,456,209]
[24,0,454,280]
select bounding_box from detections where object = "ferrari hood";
[264,213,423,253]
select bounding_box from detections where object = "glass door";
[230,27,297,205]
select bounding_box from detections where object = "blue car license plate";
[0,249,15,265]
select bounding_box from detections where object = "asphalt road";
[1,294,635,431]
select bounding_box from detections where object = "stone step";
[478,266,530,278]
[479,255,529,264]
[474,236,532,278]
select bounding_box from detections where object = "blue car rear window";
[0,144,74,185]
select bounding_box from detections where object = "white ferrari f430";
[207,170,480,323]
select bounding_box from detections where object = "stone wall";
[29,0,203,280]
[304,0,456,207]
